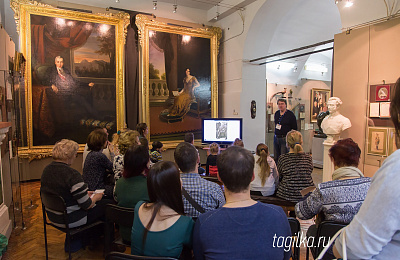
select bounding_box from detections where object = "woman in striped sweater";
[276,130,314,203]
[41,139,106,252]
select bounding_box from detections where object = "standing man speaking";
[274,98,297,162]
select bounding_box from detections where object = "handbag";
[316,228,347,260]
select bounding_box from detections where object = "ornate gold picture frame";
[310,88,331,123]
[136,15,221,148]
[11,0,129,157]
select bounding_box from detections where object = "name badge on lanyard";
[276,111,285,130]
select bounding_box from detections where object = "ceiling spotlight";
[173,4,177,13]
[345,0,353,7]
[115,0,119,2]
[214,12,220,20]
[293,67,298,73]
[153,1,157,10]
[335,0,340,4]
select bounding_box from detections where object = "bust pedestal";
[322,140,334,182]
[0,123,12,240]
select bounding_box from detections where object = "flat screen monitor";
[202,118,243,144]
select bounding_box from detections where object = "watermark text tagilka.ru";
[272,232,331,252]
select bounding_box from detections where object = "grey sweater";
[335,149,400,259]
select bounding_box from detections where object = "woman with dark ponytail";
[276,130,314,203]
[250,143,279,196]
[131,161,194,258]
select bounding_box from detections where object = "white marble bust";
[321,97,351,143]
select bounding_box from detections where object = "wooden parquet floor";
[2,181,125,260]
[2,181,314,260]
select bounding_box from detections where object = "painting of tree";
[96,32,115,76]
[149,63,160,79]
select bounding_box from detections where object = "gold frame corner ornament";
[15,1,130,157]
[135,14,221,148]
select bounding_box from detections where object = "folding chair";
[41,190,104,260]
[288,217,300,260]
[306,221,347,260]
[105,204,135,254]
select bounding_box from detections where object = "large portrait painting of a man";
[136,15,221,145]
[14,1,128,153]
[31,15,116,146]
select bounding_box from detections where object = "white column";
[0,124,11,239]
[322,140,334,182]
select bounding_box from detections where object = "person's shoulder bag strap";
[181,187,205,214]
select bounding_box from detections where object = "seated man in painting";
[44,56,100,122]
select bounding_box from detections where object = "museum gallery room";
[0,0,400,259]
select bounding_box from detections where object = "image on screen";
[203,118,242,144]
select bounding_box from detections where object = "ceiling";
[154,0,220,10]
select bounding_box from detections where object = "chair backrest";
[287,217,300,236]
[317,221,347,240]
[105,204,135,227]
[106,252,177,260]
[315,221,347,256]
[41,190,67,214]
[287,217,301,260]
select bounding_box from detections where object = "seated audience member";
[114,145,150,243]
[131,161,194,258]
[184,132,205,175]
[184,132,195,144]
[113,130,141,181]
[82,127,114,169]
[83,129,114,198]
[333,77,400,259]
[250,143,279,196]
[41,139,106,252]
[136,122,148,147]
[110,128,129,156]
[193,146,291,260]
[206,142,219,176]
[232,138,244,147]
[174,142,225,218]
[296,138,370,239]
[276,130,314,203]
[150,141,163,163]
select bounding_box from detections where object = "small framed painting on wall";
[367,127,387,156]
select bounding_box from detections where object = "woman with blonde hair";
[110,128,130,155]
[206,142,220,176]
[41,139,106,252]
[250,143,279,196]
[113,130,141,180]
[276,130,314,202]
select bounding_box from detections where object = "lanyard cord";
[278,110,286,125]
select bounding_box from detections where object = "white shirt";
[250,155,279,196]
